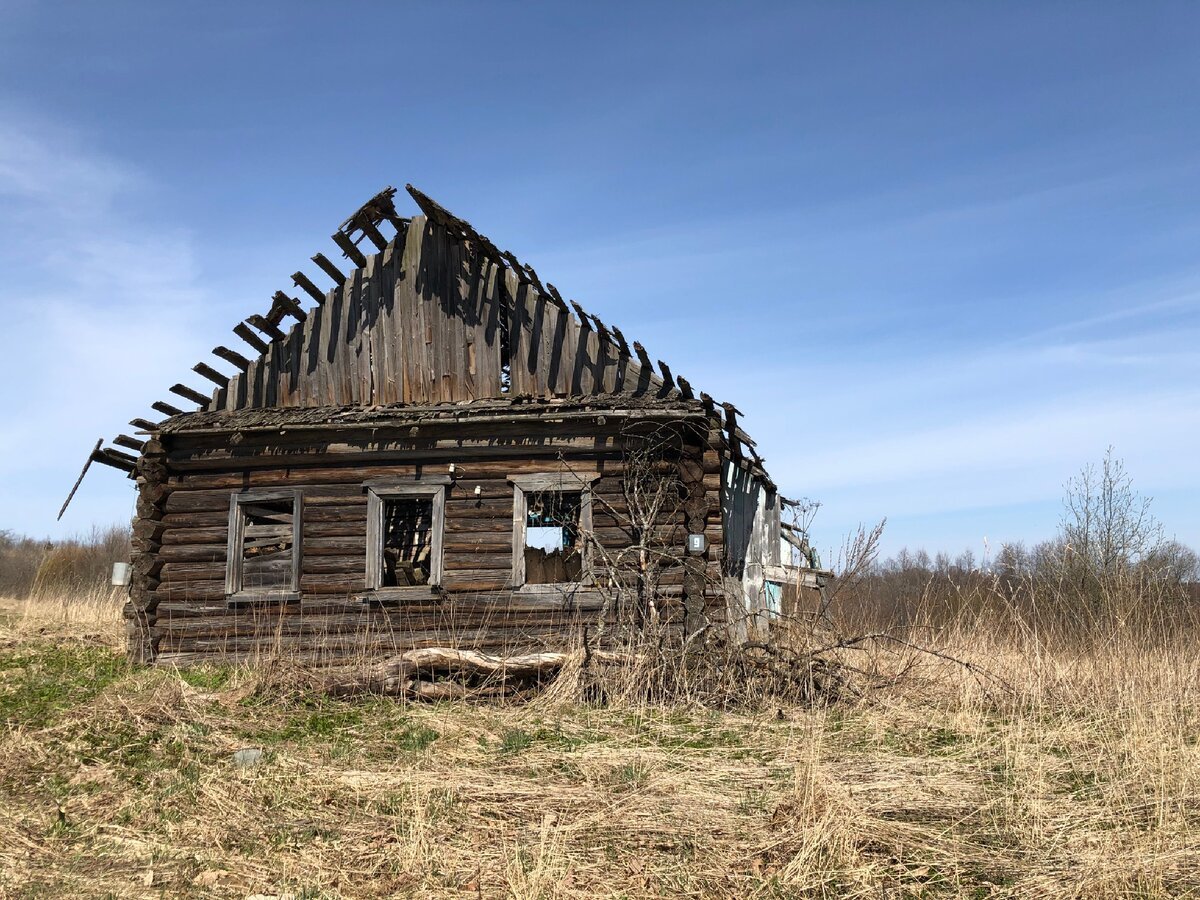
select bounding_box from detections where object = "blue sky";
[1,2,1198,561]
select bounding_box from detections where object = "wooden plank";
[311,253,347,287]
[234,322,270,355]
[270,291,307,324]
[169,384,210,406]
[332,231,367,268]
[212,346,251,371]
[193,362,229,388]
[246,315,285,342]
[129,418,159,432]
[57,438,103,520]
[114,434,145,452]
[292,271,327,305]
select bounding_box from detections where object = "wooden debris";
[212,346,251,371]
[57,438,102,520]
[292,271,327,304]
[234,322,270,354]
[169,383,211,407]
[151,401,183,417]
[245,315,285,342]
[114,434,146,452]
[193,362,228,388]
[331,231,367,268]
[310,253,346,287]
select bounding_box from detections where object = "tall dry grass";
[1,573,1197,898]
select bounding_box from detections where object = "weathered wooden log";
[169,383,211,406]
[212,346,251,371]
[233,322,270,354]
[291,271,327,304]
[319,647,634,696]
[311,253,346,287]
[152,401,183,417]
[331,231,367,268]
[193,362,229,388]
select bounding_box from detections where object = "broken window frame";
[225,489,303,604]
[508,471,600,592]
[363,477,449,599]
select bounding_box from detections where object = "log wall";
[127,415,726,666]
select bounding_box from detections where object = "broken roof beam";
[113,434,145,453]
[676,375,696,400]
[331,231,368,268]
[292,271,327,305]
[245,315,286,342]
[151,400,183,417]
[94,446,138,473]
[268,292,307,325]
[233,322,270,355]
[343,185,404,232]
[656,359,677,397]
[129,418,159,432]
[311,253,346,287]
[212,346,251,371]
[57,438,103,520]
[193,362,229,388]
[169,383,212,407]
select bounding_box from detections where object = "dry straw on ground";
[1,589,1198,899]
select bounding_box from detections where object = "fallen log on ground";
[320,647,634,699]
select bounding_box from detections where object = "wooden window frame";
[226,489,303,604]
[363,476,450,601]
[509,471,600,593]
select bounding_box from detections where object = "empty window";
[524,490,583,584]
[381,497,434,586]
[365,479,448,593]
[226,491,303,600]
[509,472,599,589]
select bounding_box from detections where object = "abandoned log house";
[70,185,825,666]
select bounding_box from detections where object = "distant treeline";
[0,526,131,599]
[830,451,1199,640]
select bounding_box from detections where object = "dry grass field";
[1,590,1198,899]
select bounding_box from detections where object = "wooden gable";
[213,211,669,411]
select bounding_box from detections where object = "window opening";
[381,497,434,586]
[227,491,302,599]
[524,490,582,584]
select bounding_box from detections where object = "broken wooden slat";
[358,220,389,252]
[152,401,183,417]
[270,292,307,324]
[676,375,696,400]
[57,438,102,520]
[609,325,631,356]
[544,283,570,311]
[292,271,327,304]
[212,346,251,371]
[169,383,211,406]
[95,446,138,472]
[311,253,347,287]
[233,322,270,355]
[193,362,229,388]
[657,360,676,392]
[129,418,159,432]
[114,434,146,452]
[501,251,530,283]
[331,231,367,268]
[246,315,286,342]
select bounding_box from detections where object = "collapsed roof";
[62,185,772,517]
